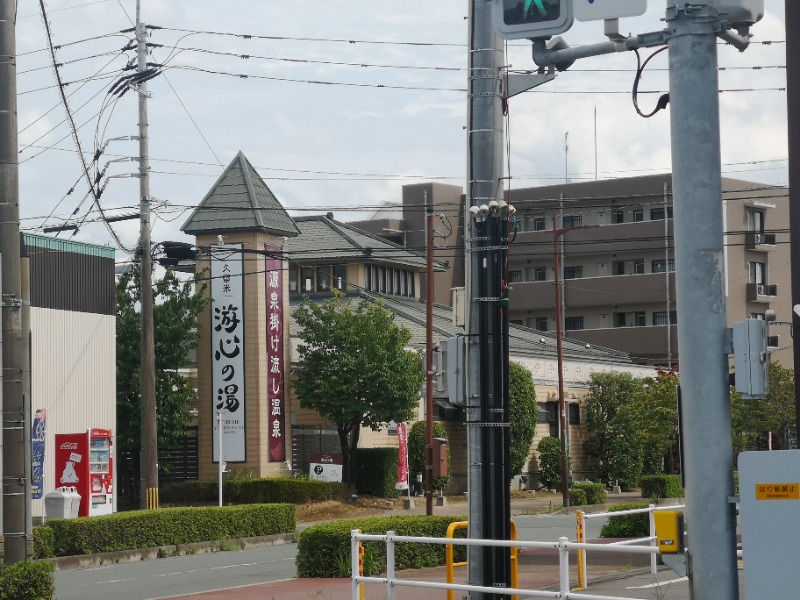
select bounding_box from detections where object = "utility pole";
[667,3,738,598]
[425,195,434,517]
[136,1,158,509]
[466,1,510,597]
[552,215,569,509]
[0,1,28,563]
[786,1,800,429]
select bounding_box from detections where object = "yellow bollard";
[358,531,365,600]
[575,510,586,591]
[146,487,159,510]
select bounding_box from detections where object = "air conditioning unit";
[757,283,766,296]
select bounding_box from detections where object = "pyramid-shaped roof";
[181,152,300,237]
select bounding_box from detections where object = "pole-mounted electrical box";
[732,319,769,399]
[441,336,466,405]
[707,0,764,26]
[653,511,685,554]
[432,438,449,478]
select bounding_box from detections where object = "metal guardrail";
[350,529,659,600]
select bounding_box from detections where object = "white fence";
[350,503,689,600]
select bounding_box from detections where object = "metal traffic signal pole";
[0,1,28,564]
[466,1,511,597]
[667,3,739,599]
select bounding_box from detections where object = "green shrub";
[569,488,587,506]
[639,475,684,499]
[600,503,650,538]
[33,525,55,559]
[296,515,467,578]
[572,482,608,505]
[36,504,295,558]
[408,421,450,491]
[537,437,563,488]
[0,561,55,600]
[161,477,343,505]
[356,448,399,498]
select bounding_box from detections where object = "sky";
[13,1,789,263]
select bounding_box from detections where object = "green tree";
[731,362,796,458]
[509,362,537,476]
[622,370,680,474]
[408,421,450,492]
[293,293,424,490]
[116,265,209,501]
[584,371,645,489]
[537,436,563,488]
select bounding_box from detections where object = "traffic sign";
[573,0,647,22]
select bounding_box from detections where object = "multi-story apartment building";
[505,174,790,366]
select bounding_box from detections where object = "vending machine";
[54,429,114,516]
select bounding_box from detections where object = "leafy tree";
[509,362,537,476]
[116,265,209,500]
[584,371,645,489]
[293,293,424,490]
[408,421,450,492]
[731,362,796,458]
[622,370,680,474]
[536,437,563,488]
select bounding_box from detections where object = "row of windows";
[517,207,673,232]
[364,265,416,297]
[511,311,677,331]
[289,265,347,294]
[508,259,674,283]
[538,402,580,438]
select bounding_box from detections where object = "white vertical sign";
[210,244,246,462]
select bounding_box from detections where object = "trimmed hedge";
[569,488,587,506]
[34,504,295,558]
[161,477,344,505]
[0,561,55,600]
[357,448,399,498]
[599,503,650,538]
[572,482,608,505]
[297,515,467,578]
[639,475,684,499]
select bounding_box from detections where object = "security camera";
[469,205,481,218]
[478,204,490,216]
[488,200,499,214]
[764,309,776,323]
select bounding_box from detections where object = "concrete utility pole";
[667,3,738,599]
[786,1,800,428]
[425,196,434,517]
[0,0,28,563]
[466,1,511,597]
[136,1,158,509]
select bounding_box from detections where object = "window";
[749,262,766,285]
[301,267,315,292]
[535,317,548,332]
[614,312,627,327]
[568,403,580,425]
[563,215,582,228]
[564,266,583,279]
[634,312,646,327]
[533,216,547,231]
[534,266,547,281]
[633,209,644,222]
[288,266,299,293]
[651,259,675,273]
[510,319,523,326]
[653,311,677,325]
[746,209,764,234]
[613,210,625,224]
[613,261,625,275]
[316,266,331,291]
[334,265,347,290]
[538,402,558,438]
[509,270,523,283]
[650,207,674,220]
[633,259,645,274]
[565,316,584,330]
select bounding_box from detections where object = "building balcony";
[747,282,778,302]
[566,325,679,364]
[744,231,777,251]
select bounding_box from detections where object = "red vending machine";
[55,429,114,517]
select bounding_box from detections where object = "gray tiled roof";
[290,291,632,365]
[287,215,445,270]
[181,152,300,237]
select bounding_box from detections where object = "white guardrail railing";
[350,503,687,600]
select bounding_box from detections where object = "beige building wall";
[30,308,116,519]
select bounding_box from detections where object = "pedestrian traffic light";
[493,0,573,40]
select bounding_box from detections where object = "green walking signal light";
[493,0,573,39]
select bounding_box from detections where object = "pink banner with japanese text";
[396,423,409,490]
[266,244,286,461]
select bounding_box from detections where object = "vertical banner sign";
[396,423,409,490]
[266,244,286,461]
[31,409,46,499]
[211,244,246,462]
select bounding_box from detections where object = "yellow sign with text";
[755,483,800,500]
